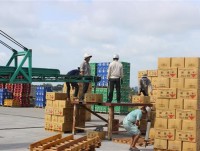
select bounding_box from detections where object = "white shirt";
[107,60,123,79]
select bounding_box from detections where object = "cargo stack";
[91,62,130,114]
[45,92,86,132]
[0,88,12,106]
[0,83,4,89]
[35,86,52,108]
[154,57,200,151]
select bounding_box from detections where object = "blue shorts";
[123,118,141,135]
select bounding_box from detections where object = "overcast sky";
[0,0,200,87]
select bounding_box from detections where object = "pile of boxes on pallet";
[152,57,200,151]
[35,86,52,108]
[90,62,131,114]
[45,92,86,132]
[0,83,31,107]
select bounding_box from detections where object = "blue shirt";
[124,109,142,123]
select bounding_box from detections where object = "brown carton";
[154,118,168,129]
[185,78,200,89]
[177,89,200,100]
[157,88,177,99]
[58,100,73,108]
[158,57,171,69]
[168,119,182,130]
[155,128,175,140]
[154,139,168,149]
[155,99,169,109]
[156,78,170,88]
[184,99,200,110]
[44,115,52,122]
[156,109,176,119]
[158,68,178,78]
[176,109,200,121]
[57,115,73,123]
[84,93,103,103]
[168,140,182,151]
[169,99,183,109]
[147,69,158,77]
[132,95,150,103]
[170,78,184,89]
[151,77,158,89]
[171,57,185,68]
[176,130,200,142]
[46,92,67,100]
[138,70,148,78]
[54,107,73,116]
[185,57,200,68]
[178,68,200,79]
[182,142,200,151]
[53,100,59,108]
[182,120,200,131]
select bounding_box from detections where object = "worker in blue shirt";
[123,106,149,151]
[66,67,80,101]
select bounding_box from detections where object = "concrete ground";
[0,107,153,151]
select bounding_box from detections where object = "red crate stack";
[5,83,14,92]
[13,83,31,107]
[0,83,5,89]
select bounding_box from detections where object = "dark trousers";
[66,82,79,98]
[80,82,89,100]
[140,89,149,96]
[108,78,121,103]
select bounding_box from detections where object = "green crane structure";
[0,30,100,84]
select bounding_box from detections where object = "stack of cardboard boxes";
[44,92,85,132]
[154,57,200,151]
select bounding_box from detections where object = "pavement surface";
[0,107,153,151]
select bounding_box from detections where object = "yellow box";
[158,68,178,78]
[157,88,177,99]
[147,70,158,77]
[171,57,185,68]
[168,140,182,151]
[84,93,103,103]
[176,109,200,121]
[182,142,200,151]
[177,89,200,100]
[169,99,183,109]
[54,108,73,116]
[150,95,157,103]
[168,119,182,130]
[45,107,54,115]
[44,115,52,122]
[154,118,168,129]
[46,92,67,100]
[138,70,148,78]
[57,116,73,123]
[51,115,58,122]
[182,120,200,131]
[185,79,200,89]
[178,68,200,79]
[155,99,169,109]
[53,100,59,108]
[58,100,73,108]
[46,100,53,107]
[158,57,171,69]
[156,78,170,88]
[132,95,150,103]
[154,139,167,149]
[151,77,158,89]
[176,130,199,142]
[155,128,175,140]
[149,128,155,140]
[53,122,72,132]
[185,57,200,68]
[156,109,176,119]
[170,78,184,89]
[184,99,200,110]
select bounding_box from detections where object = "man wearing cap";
[123,106,150,151]
[80,53,92,100]
[138,74,153,96]
[107,54,123,103]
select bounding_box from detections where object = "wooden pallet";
[112,137,154,147]
[30,133,101,151]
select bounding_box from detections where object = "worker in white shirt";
[107,54,123,103]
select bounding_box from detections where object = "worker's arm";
[138,79,142,95]
[148,79,153,95]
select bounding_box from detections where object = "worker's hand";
[150,92,153,95]
[135,120,140,126]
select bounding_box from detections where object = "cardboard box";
[169,99,183,109]
[46,92,67,100]
[154,118,168,129]
[154,139,167,149]
[185,57,200,68]
[45,107,54,115]
[150,95,157,103]
[171,57,185,68]
[168,119,182,130]
[178,68,200,79]
[177,89,200,100]
[157,88,177,99]
[138,70,148,78]
[46,100,53,107]
[84,93,103,103]
[185,79,200,89]
[44,115,52,122]
[170,78,184,89]
[158,68,178,78]
[57,115,73,123]
[147,70,158,77]
[176,109,200,121]
[131,95,150,103]
[158,57,171,69]
[182,142,200,151]
[176,130,199,142]
[155,99,169,109]
[53,122,72,132]
[58,100,73,108]
[53,100,59,108]
[156,109,176,119]
[54,107,73,116]
[51,115,58,122]
[156,78,170,88]
[168,140,182,151]
[149,128,155,139]
[151,77,158,89]
[182,120,200,131]
[155,128,175,140]
[184,99,200,110]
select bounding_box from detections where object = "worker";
[79,53,92,100]
[66,67,80,101]
[107,54,123,103]
[123,106,151,151]
[138,74,153,96]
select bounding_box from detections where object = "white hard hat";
[84,53,92,59]
[113,54,119,59]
